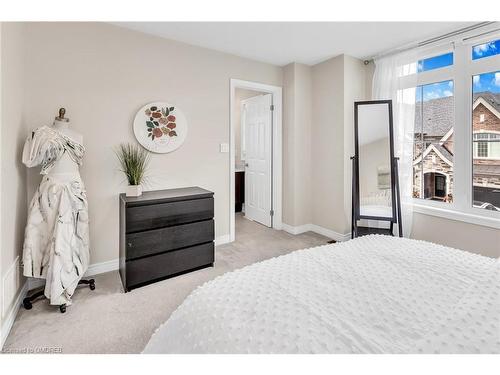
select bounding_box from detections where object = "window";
[473,133,500,158]
[418,52,453,72]
[399,31,500,225]
[413,80,454,202]
[472,69,500,212]
[472,39,500,60]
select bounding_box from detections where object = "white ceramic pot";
[126,184,143,197]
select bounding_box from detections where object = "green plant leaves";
[146,121,154,128]
[114,143,151,186]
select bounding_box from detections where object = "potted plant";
[115,143,150,197]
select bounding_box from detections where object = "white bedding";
[143,235,499,354]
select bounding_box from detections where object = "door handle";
[245,163,249,167]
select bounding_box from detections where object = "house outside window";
[472,72,500,211]
[400,29,500,225]
[412,78,455,203]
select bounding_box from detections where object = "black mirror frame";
[352,100,402,238]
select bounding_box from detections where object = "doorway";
[229,79,282,242]
[424,172,447,200]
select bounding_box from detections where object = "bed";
[143,235,499,354]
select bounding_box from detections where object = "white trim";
[439,127,454,144]
[308,225,351,242]
[281,223,312,236]
[473,97,500,119]
[85,258,119,277]
[239,101,247,161]
[229,79,283,242]
[215,234,231,246]
[1,281,28,349]
[413,144,453,167]
[28,258,120,291]
[281,223,351,242]
[413,203,500,229]
[2,257,123,348]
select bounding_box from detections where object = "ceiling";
[114,22,476,66]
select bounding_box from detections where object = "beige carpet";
[3,214,329,354]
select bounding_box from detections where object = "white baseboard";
[1,281,28,349]
[26,235,231,291]
[2,256,22,318]
[282,223,350,242]
[27,258,120,291]
[215,234,231,246]
[84,258,119,277]
[3,257,120,348]
[308,224,351,242]
[281,223,312,235]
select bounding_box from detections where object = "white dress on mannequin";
[22,119,90,306]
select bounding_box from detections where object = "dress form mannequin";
[21,107,94,313]
[50,109,82,174]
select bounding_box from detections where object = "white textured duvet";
[144,236,499,354]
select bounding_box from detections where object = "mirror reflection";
[357,103,393,218]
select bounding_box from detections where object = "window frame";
[399,29,500,229]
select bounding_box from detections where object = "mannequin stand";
[23,279,96,313]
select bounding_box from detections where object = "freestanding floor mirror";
[351,100,402,238]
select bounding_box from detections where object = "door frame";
[229,79,282,242]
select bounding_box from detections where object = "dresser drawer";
[126,219,214,260]
[126,197,214,233]
[126,242,214,288]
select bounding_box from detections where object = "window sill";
[412,202,500,229]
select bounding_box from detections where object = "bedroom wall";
[412,214,499,258]
[310,55,369,237]
[21,22,283,265]
[283,64,296,226]
[1,22,27,337]
[282,63,312,227]
[343,55,370,234]
[311,55,345,233]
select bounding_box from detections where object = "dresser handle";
[128,242,132,247]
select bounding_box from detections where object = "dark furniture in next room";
[235,170,245,212]
[119,187,215,292]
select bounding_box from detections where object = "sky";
[416,39,499,102]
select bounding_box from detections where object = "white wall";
[283,64,296,226]
[309,55,370,236]
[20,22,282,265]
[412,214,499,257]
[343,55,369,233]
[282,63,312,227]
[311,56,345,233]
[1,22,27,336]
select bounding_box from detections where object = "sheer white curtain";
[372,51,418,237]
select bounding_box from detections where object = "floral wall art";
[133,102,188,153]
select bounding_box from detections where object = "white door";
[243,94,273,227]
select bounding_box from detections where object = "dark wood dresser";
[119,187,215,292]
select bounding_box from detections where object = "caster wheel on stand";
[59,304,67,313]
[23,299,33,310]
[89,279,96,291]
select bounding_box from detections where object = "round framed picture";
[133,102,188,153]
